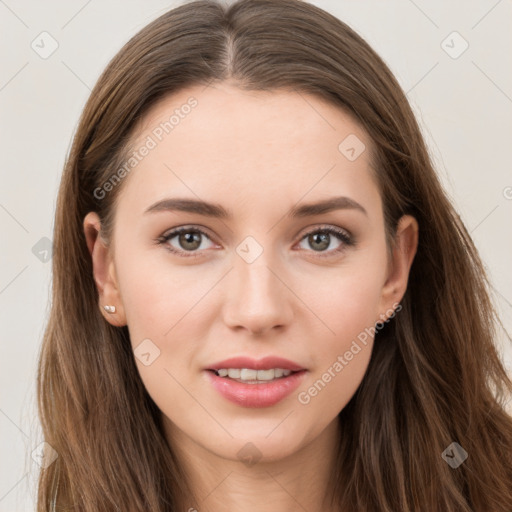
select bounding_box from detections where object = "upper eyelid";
[161,225,217,243]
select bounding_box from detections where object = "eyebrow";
[144,196,367,218]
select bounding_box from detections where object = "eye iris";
[309,232,329,251]
[179,231,201,250]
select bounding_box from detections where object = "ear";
[83,212,127,327]
[378,214,418,319]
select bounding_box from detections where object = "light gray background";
[1,0,511,509]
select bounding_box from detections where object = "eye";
[156,224,354,258]
[296,225,354,257]
[156,226,216,258]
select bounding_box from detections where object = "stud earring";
[103,305,116,314]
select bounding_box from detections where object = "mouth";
[203,356,307,407]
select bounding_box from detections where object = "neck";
[163,417,341,512]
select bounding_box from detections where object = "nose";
[222,256,294,336]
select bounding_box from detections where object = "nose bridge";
[223,239,293,333]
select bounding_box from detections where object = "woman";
[36,0,512,510]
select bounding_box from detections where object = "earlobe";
[379,215,419,319]
[83,212,127,327]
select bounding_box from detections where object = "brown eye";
[158,226,215,257]
[306,232,330,251]
[297,226,354,256]
[177,231,202,251]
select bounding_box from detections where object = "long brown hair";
[36,0,512,510]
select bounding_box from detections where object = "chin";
[201,421,318,464]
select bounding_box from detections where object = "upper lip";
[206,356,305,372]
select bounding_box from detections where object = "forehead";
[132,81,372,159]
[115,82,379,220]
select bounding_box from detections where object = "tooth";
[215,368,294,381]
[227,369,241,378]
[256,369,275,381]
[240,368,257,380]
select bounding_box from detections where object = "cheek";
[297,250,387,410]
[310,252,388,340]
[298,342,373,415]
[310,278,378,384]
[116,254,202,419]
[115,249,203,339]
[297,274,380,413]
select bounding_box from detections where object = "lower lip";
[205,370,307,408]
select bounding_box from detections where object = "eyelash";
[155,224,355,259]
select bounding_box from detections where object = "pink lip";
[206,356,305,372]
[205,369,307,408]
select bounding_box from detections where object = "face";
[84,81,417,465]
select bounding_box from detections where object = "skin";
[84,81,418,512]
